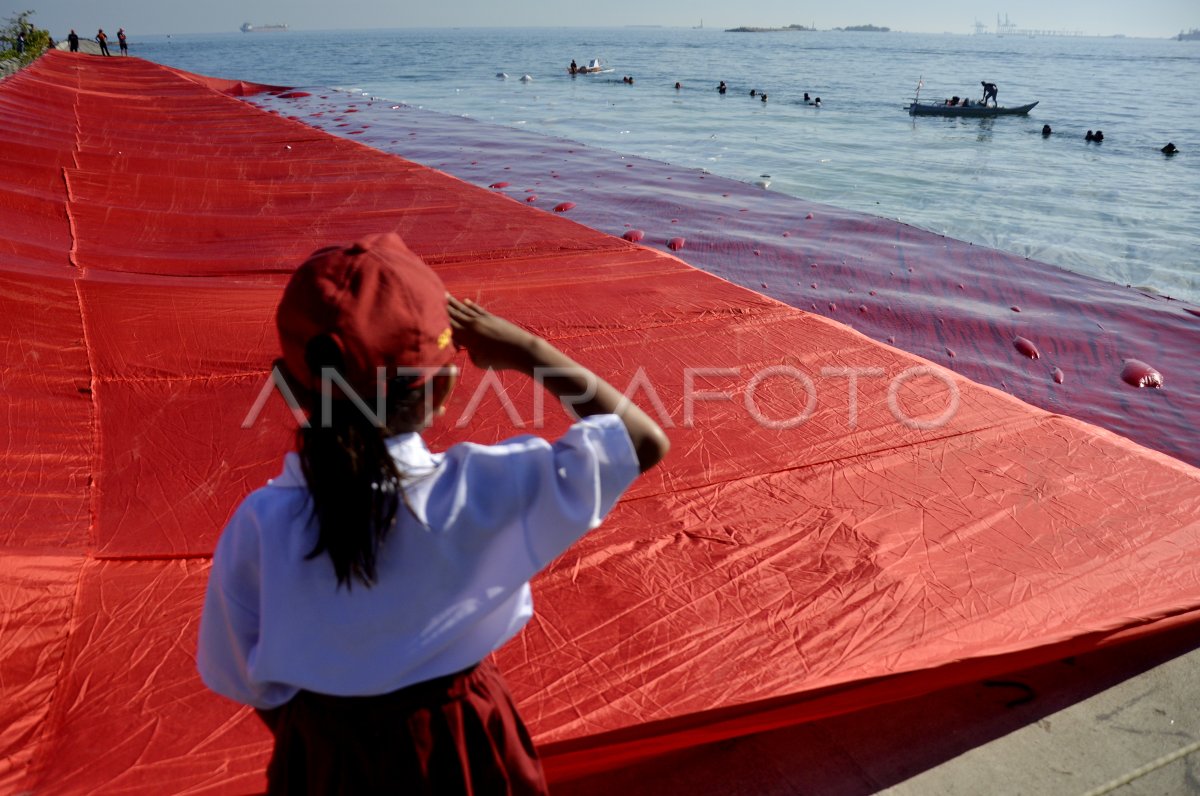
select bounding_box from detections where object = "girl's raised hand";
[446,295,669,472]
[446,295,538,372]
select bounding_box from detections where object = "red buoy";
[1013,337,1040,359]
[1121,360,1164,389]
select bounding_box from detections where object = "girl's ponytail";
[296,335,402,589]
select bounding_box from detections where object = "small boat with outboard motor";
[909,100,1038,117]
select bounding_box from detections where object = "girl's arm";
[447,296,669,473]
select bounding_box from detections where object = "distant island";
[724,23,890,33]
[725,24,814,33]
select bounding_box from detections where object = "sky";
[10,0,1197,39]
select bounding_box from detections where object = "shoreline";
[1,40,105,80]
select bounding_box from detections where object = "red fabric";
[2,51,1199,794]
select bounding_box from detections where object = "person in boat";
[981,81,998,107]
[718,81,727,94]
[1162,142,1178,155]
[947,96,960,106]
[1042,124,1052,136]
[569,59,577,74]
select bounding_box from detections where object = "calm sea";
[132,27,1199,302]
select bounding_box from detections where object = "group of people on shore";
[66,27,127,56]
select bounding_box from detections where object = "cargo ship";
[240,23,289,33]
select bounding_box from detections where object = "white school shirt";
[197,414,639,709]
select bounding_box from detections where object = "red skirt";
[256,659,549,795]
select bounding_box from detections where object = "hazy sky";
[14,0,1197,39]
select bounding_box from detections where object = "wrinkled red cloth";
[3,51,1199,796]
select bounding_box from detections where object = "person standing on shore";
[68,29,79,52]
[117,28,127,55]
[96,28,110,56]
[15,30,25,55]
[197,233,669,794]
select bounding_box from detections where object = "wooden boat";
[908,100,1038,117]
[569,59,613,75]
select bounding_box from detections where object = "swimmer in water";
[1042,124,1052,136]
[718,81,727,94]
[1162,142,1178,155]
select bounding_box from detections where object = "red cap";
[277,232,454,395]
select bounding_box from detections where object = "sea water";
[131,27,1199,303]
